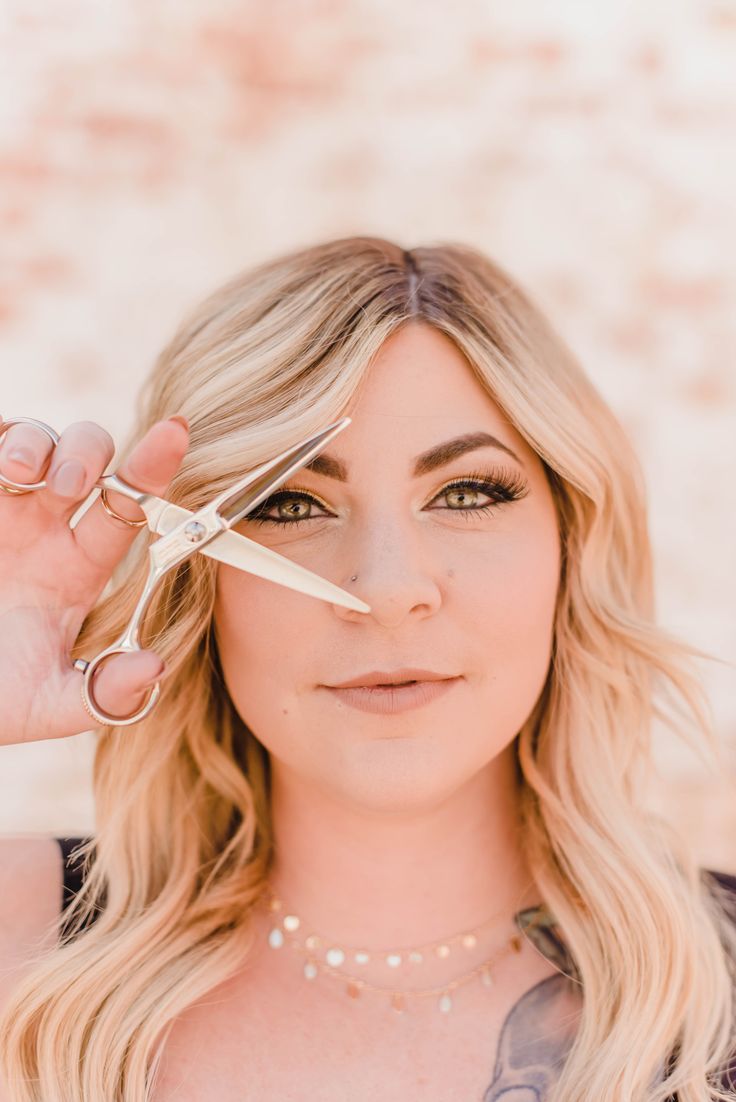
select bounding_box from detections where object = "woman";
[0,236,734,1100]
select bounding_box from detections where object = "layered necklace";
[262,885,548,1014]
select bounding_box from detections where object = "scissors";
[0,415,370,727]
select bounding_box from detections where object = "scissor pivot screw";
[184,521,208,543]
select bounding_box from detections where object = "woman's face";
[213,322,560,811]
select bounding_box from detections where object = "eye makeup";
[241,465,529,528]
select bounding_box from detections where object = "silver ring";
[0,417,61,495]
[73,659,103,726]
[79,682,103,725]
[73,653,160,727]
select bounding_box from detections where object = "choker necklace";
[262,886,546,1014]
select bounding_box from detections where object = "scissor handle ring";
[76,646,161,728]
[0,417,61,494]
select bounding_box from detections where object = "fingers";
[46,422,115,504]
[0,417,116,504]
[59,649,166,732]
[85,650,165,725]
[99,415,190,525]
[72,416,190,573]
[0,416,58,490]
[69,417,189,725]
[0,413,191,734]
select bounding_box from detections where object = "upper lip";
[326,669,459,689]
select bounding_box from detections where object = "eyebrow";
[302,431,525,482]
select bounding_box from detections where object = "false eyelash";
[436,466,529,505]
[244,464,529,527]
[244,485,332,527]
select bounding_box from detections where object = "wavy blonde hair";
[1,236,735,1101]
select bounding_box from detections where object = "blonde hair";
[1,235,735,1101]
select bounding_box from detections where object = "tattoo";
[482,974,582,1100]
[514,906,581,983]
[482,907,583,1100]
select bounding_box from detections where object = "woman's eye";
[432,483,496,513]
[243,470,528,528]
[427,475,527,519]
[245,490,330,527]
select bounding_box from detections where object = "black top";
[57,837,89,911]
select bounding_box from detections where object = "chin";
[313,736,482,814]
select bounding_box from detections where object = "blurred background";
[1,0,734,870]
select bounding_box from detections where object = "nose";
[331,521,443,628]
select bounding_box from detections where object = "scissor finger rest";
[78,644,161,727]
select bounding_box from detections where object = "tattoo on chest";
[482,973,582,1100]
[482,909,583,1101]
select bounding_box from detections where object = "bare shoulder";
[0,835,62,1011]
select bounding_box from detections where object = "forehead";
[332,323,534,469]
[345,322,488,416]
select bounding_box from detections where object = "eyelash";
[243,466,529,528]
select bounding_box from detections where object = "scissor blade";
[216,418,350,529]
[154,502,371,614]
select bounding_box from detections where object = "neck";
[264,743,540,951]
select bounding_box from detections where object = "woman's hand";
[0,414,189,744]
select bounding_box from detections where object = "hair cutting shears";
[71,417,370,727]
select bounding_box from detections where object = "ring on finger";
[0,417,61,495]
[73,658,105,725]
[99,487,147,528]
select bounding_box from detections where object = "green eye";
[245,490,330,527]
[243,467,528,527]
[427,472,527,519]
[437,482,494,511]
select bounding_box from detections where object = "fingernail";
[6,447,35,467]
[167,415,189,431]
[52,460,86,497]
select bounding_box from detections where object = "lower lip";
[323,677,461,715]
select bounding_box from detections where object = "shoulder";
[0,835,63,936]
[0,835,63,1015]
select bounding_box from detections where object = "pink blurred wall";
[1,1,734,869]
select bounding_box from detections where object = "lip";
[327,668,457,689]
[322,676,462,716]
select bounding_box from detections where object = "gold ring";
[0,483,33,496]
[99,487,147,528]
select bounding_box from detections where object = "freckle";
[282,708,289,715]
[447,568,455,578]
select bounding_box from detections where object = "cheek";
[212,567,316,720]
[459,525,560,693]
